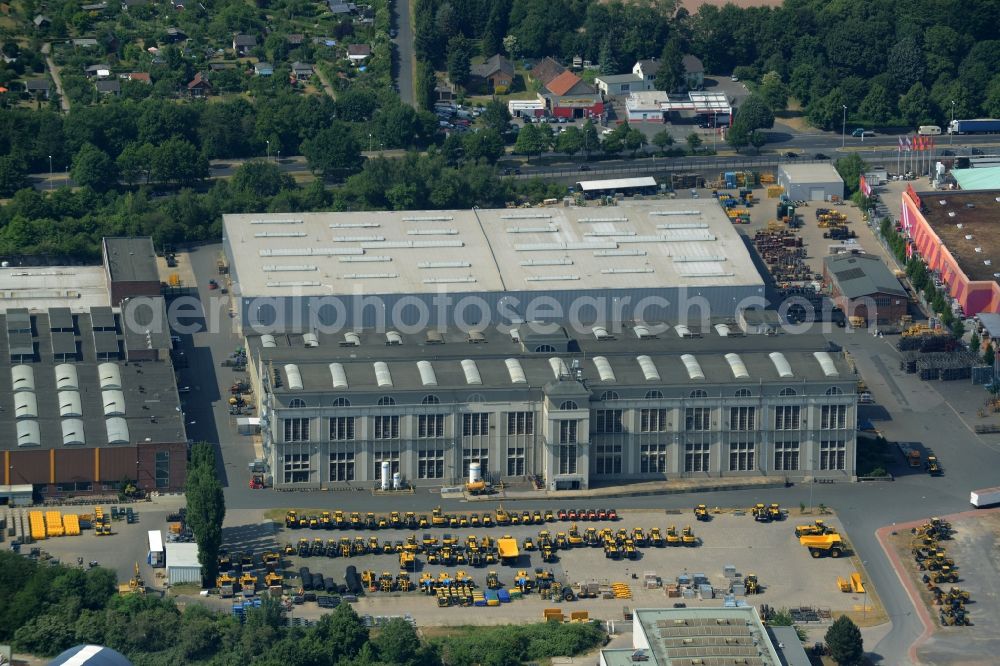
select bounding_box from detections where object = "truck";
[970,486,1000,508]
[918,125,942,136]
[947,119,1000,134]
[147,530,164,567]
[897,442,922,468]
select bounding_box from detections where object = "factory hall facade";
[247,325,858,491]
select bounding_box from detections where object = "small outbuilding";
[823,252,907,324]
[166,542,202,585]
[778,162,845,201]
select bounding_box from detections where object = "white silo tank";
[392,471,402,489]
[469,462,482,485]
[380,461,391,491]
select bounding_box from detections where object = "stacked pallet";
[63,514,81,536]
[46,511,65,537]
[28,511,46,540]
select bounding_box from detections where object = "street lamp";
[265,140,270,161]
[950,100,955,145]
[48,155,52,191]
[841,105,847,148]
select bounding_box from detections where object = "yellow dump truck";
[497,537,520,565]
[799,533,846,558]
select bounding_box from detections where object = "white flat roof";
[224,200,764,296]
[779,163,845,184]
[166,542,200,568]
[0,265,109,312]
[576,177,657,192]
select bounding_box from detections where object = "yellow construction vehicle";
[800,533,846,558]
[466,477,490,495]
[307,515,319,529]
[350,512,362,528]
[623,539,639,560]
[399,551,416,570]
[390,511,402,528]
[744,574,760,594]
[751,503,770,522]
[364,512,377,529]
[285,510,299,528]
[264,572,283,592]
[681,526,697,546]
[376,514,389,529]
[396,572,412,591]
[495,506,511,526]
[486,570,501,589]
[297,538,310,556]
[418,514,429,529]
[522,536,536,551]
[262,551,280,570]
[320,511,332,529]
[768,504,782,521]
[694,504,709,521]
[795,519,835,537]
[532,511,544,525]
[239,572,257,592]
[481,513,494,528]
[404,511,417,528]
[469,513,481,527]
[665,526,681,546]
[449,513,460,528]
[648,527,664,547]
[431,507,447,527]
[544,510,555,522]
[380,571,394,592]
[631,527,647,547]
[217,572,236,597]
[334,510,346,528]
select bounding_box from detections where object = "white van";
[918,125,941,136]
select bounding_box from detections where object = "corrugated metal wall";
[168,565,202,585]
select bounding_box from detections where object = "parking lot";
[269,507,866,625]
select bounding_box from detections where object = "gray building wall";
[256,376,857,490]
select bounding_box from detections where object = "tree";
[463,129,505,163]
[859,83,893,124]
[735,94,775,131]
[598,35,618,75]
[336,88,379,122]
[749,130,767,151]
[835,153,866,196]
[806,88,846,131]
[898,82,935,127]
[654,38,685,92]
[985,345,995,367]
[301,123,363,180]
[555,126,583,155]
[313,603,369,659]
[374,617,422,664]
[825,616,863,666]
[581,119,599,156]
[152,138,207,186]
[726,121,750,152]
[0,155,28,196]
[185,443,225,586]
[481,100,512,135]
[685,132,702,153]
[502,34,520,61]
[623,128,647,157]
[232,160,293,196]
[759,71,789,110]
[652,129,674,153]
[513,123,547,160]
[887,35,925,96]
[971,332,981,359]
[71,143,117,192]
[446,35,472,87]
[416,61,437,111]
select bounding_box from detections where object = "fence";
[513,156,826,181]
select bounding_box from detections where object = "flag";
[905,137,912,150]
[860,175,872,197]
[898,137,904,151]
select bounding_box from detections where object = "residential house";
[84,63,112,78]
[682,55,704,91]
[32,14,50,28]
[233,33,256,56]
[594,73,650,97]
[541,70,603,120]
[632,58,660,85]
[72,38,99,48]
[121,0,150,10]
[327,1,355,14]
[529,56,565,87]
[355,5,374,24]
[291,62,313,80]
[187,72,212,97]
[469,54,514,93]
[209,63,235,72]
[346,44,371,65]
[287,34,305,48]
[80,2,108,11]
[165,27,187,42]
[24,78,50,98]
[254,61,274,76]
[95,79,120,95]
[123,72,151,84]
[435,81,455,103]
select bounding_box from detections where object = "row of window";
[287,439,849,484]
[286,405,850,443]
[286,386,847,409]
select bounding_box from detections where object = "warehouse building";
[901,187,1000,314]
[823,253,908,324]
[222,200,766,332]
[600,607,784,666]
[778,163,845,202]
[166,542,202,585]
[247,323,857,491]
[0,307,187,497]
[103,237,161,306]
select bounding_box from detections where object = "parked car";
[208,279,218,290]
[783,151,799,158]
[730,74,739,82]
[814,153,829,160]
[579,164,591,171]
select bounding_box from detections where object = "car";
[208,279,218,289]
[389,29,397,38]
[601,128,614,135]
[178,386,191,394]
[502,168,512,175]
[814,153,829,160]
[558,117,568,124]
[939,149,954,156]
[730,74,739,82]
[579,164,591,171]
[971,148,984,155]
[783,151,798,158]
[514,168,521,175]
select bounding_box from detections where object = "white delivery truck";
[970,487,1000,508]
[918,125,941,136]
[147,529,165,567]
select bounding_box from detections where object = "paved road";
[393,0,415,106]
[41,43,70,113]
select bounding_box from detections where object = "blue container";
[474,599,487,606]
[497,590,511,603]
[485,590,499,601]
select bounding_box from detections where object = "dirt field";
[889,510,1000,665]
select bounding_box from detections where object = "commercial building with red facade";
[540,70,604,120]
[900,186,1000,315]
